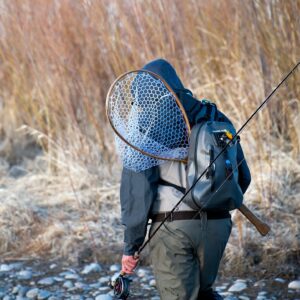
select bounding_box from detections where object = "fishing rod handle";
[238,204,271,236]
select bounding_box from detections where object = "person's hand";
[121,254,139,274]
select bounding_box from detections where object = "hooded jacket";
[120,59,251,255]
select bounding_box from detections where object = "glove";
[121,254,139,274]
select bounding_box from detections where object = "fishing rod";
[111,61,299,299]
[139,61,299,253]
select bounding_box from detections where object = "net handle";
[106,69,191,163]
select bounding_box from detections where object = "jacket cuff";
[123,243,141,256]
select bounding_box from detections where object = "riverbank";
[0,259,299,300]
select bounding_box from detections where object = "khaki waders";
[149,213,232,300]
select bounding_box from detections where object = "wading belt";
[151,210,230,222]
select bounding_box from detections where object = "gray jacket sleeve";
[120,166,159,255]
[236,142,251,194]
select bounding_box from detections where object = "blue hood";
[142,59,185,91]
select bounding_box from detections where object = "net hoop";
[106,69,191,163]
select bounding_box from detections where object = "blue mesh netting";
[107,71,189,172]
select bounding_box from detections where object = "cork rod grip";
[238,204,271,236]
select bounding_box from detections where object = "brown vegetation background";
[0,0,299,275]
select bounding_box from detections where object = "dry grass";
[0,155,123,262]
[0,0,299,274]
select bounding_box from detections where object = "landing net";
[106,70,190,172]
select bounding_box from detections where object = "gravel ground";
[0,260,299,300]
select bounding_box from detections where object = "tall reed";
[0,0,299,265]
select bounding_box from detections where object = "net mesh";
[107,71,190,172]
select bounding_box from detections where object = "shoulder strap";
[174,89,218,125]
[194,99,217,123]
[158,178,186,194]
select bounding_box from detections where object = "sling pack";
[184,100,244,211]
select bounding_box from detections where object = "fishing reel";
[109,272,132,299]
[213,129,239,148]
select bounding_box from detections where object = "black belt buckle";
[165,212,174,222]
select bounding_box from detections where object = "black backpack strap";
[202,99,217,120]
[174,89,218,125]
[175,89,202,126]
[194,99,217,123]
[158,178,186,194]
